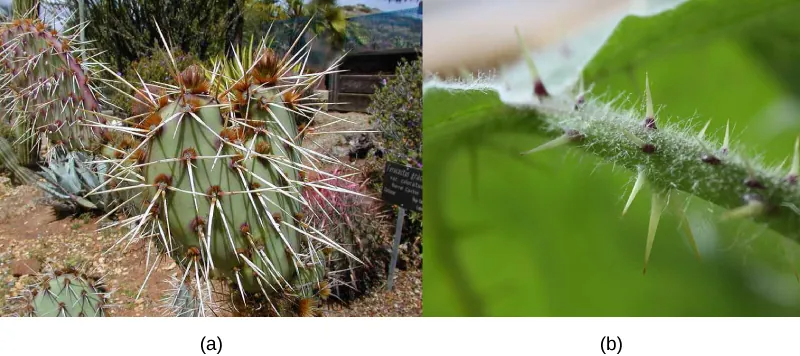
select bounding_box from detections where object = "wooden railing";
[328,73,396,113]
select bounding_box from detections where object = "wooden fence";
[327,73,394,113]
[326,48,420,113]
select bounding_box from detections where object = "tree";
[55,0,245,73]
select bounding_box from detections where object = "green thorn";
[721,199,765,221]
[722,119,730,154]
[790,136,799,180]
[515,26,540,82]
[621,129,646,147]
[644,190,666,275]
[458,68,474,82]
[781,239,800,283]
[645,73,654,120]
[520,134,572,155]
[623,166,646,216]
[697,119,712,140]
[692,134,714,154]
[672,197,701,261]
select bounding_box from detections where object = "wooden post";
[386,207,406,291]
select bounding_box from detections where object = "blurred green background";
[424,0,800,316]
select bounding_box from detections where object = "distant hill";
[342,4,382,17]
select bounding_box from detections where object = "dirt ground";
[0,112,422,317]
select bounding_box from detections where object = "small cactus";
[8,266,110,317]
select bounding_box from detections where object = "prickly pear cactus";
[102,35,358,316]
[9,267,110,317]
[0,12,106,166]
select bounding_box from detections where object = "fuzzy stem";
[424,84,800,243]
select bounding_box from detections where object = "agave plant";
[35,150,112,213]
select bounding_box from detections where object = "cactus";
[8,266,110,317]
[0,135,40,185]
[302,165,392,302]
[98,28,361,316]
[161,276,217,317]
[0,5,106,167]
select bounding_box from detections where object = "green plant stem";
[424,85,800,243]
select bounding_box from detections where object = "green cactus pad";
[12,267,110,317]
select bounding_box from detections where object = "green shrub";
[368,57,422,167]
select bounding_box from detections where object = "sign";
[381,161,422,291]
[381,161,422,212]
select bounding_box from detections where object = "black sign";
[381,162,422,212]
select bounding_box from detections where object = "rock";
[331,145,351,159]
[348,133,376,160]
[10,258,40,277]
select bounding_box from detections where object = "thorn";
[458,68,474,82]
[520,130,582,155]
[697,119,712,140]
[515,26,548,100]
[622,166,646,216]
[574,76,586,110]
[621,129,646,147]
[673,198,701,261]
[721,120,730,155]
[788,136,799,185]
[643,73,656,129]
[644,190,666,275]
[781,239,800,283]
[721,194,766,221]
